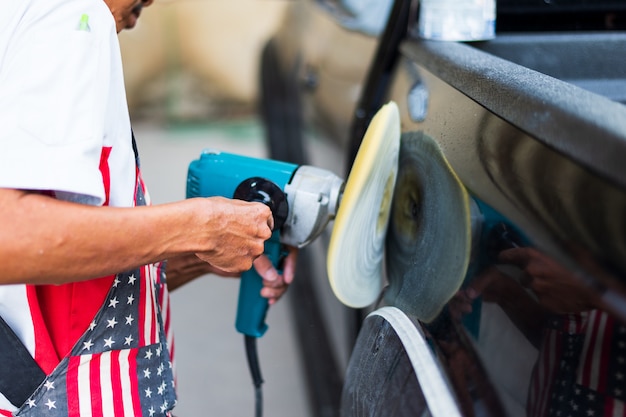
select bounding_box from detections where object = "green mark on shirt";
[78,14,90,32]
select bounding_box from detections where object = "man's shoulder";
[4,0,114,36]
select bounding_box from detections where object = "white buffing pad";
[327,102,401,308]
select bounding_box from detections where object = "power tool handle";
[235,233,286,337]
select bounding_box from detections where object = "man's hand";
[253,246,298,305]
[193,197,274,273]
[451,247,602,318]
[164,253,238,291]
[166,247,298,304]
[497,247,602,314]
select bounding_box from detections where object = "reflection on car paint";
[258,1,626,415]
[447,237,626,416]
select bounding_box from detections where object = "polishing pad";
[327,102,401,308]
[385,131,471,322]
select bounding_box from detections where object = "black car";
[258,1,626,416]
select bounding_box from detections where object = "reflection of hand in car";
[452,247,601,317]
[449,259,545,347]
[496,247,602,314]
[448,247,603,347]
[453,248,626,417]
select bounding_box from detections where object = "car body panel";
[259,1,626,415]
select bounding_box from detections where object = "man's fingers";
[498,247,533,268]
[253,255,279,282]
[261,280,290,305]
[261,286,287,303]
[252,249,297,305]
[252,202,273,235]
[281,247,298,285]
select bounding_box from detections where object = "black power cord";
[244,335,264,417]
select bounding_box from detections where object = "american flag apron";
[528,310,626,417]
[4,136,177,417]
[12,265,177,417]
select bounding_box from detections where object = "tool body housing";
[187,150,343,337]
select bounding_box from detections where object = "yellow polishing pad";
[327,102,401,308]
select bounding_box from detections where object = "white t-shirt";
[0,0,139,411]
[0,0,135,206]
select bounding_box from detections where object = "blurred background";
[119,1,289,123]
[117,3,312,417]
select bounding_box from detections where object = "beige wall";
[118,1,288,120]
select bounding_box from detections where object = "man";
[0,0,296,415]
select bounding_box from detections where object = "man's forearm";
[0,187,274,284]
[0,188,195,284]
